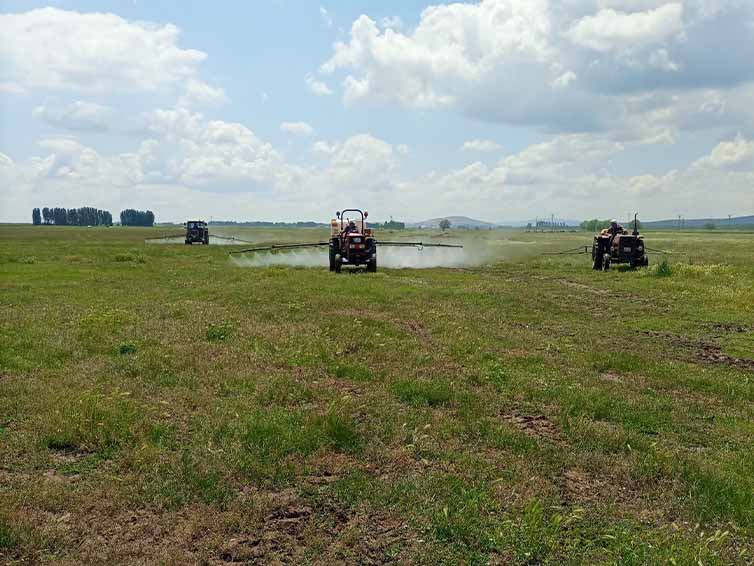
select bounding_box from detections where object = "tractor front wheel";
[367,256,377,273]
[334,258,342,273]
[603,255,611,271]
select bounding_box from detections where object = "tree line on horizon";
[32,207,113,226]
[372,219,406,230]
[31,207,155,226]
[119,209,155,227]
[580,218,642,232]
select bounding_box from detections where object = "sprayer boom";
[377,242,463,249]
[229,208,464,272]
[144,233,186,241]
[229,242,329,255]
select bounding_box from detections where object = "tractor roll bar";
[337,209,366,231]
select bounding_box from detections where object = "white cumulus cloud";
[461,139,504,152]
[33,101,112,131]
[565,4,684,52]
[0,7,206,93]
[305,73,334,96]
[178,79,228,108]
[280,121,315,137]
[317,0,754,139]
[380,16,404,30]
[693,135,754,170]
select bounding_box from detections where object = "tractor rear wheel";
[329,248,336,271]
[592,250,603,270]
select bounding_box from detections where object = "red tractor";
[329,209,377,272]
[592,215,649,270]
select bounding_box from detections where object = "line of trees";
[33,207,113,226]
[579,219,611,232]
[120,209,155,227]
[372,219,406,230]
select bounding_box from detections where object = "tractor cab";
[592,214,648,270]
[185,220,209,245]
[329,209,377,272]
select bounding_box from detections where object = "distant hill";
[406,216,496,229]
[644,215,754,229]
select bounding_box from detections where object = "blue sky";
[1,1,753,223]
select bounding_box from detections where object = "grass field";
[1,224,754,564]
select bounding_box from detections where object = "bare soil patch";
[644,330,754,372]
[218,498,314,564]
[706,323,752,334]
[557,467,671,524]
[49,449,92,465]
[217,491,412,565]
[561,468,609,504]
[305,452,356,487]
[599,371,623,382]
[43,469,80,484]
[503,412,564,444]
[404,319,433,344]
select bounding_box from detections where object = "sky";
[1,0,753,223]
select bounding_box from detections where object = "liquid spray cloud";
[230,243,495,269]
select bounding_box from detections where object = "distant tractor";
[329,209,377,273]
[592,215,648,271]
[185,220,209,245]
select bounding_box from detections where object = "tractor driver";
[605,219,626,242]
[601,219,627,251]
[345,220,358,235]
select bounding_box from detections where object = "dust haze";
[230,241,510,269]
[146,236,251,246]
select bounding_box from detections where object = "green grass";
[206,321,235,342]
[117,341,137,355]
[392,378,454,407]
[0,521,18,550]
[1,224,754,563]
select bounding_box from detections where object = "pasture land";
[1,224,754,564]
